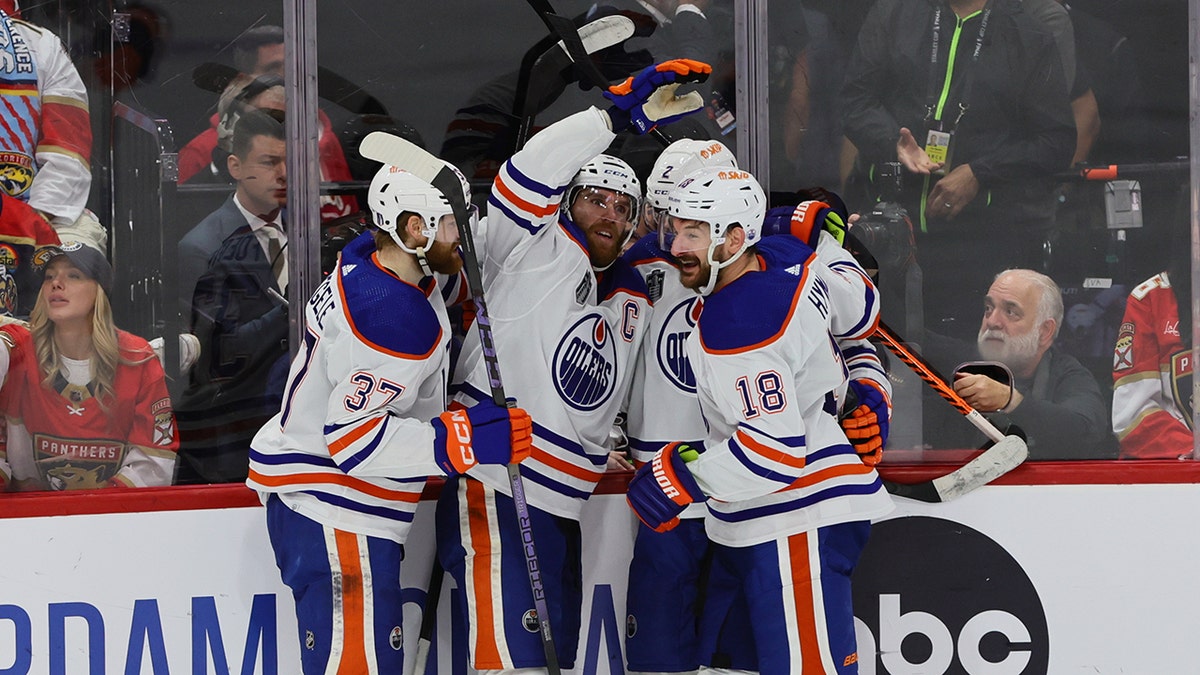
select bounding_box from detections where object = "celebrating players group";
[250,58,893,675]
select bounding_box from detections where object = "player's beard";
[977,326,1039,373]
[584,218,629,269]
[675,250,713,292]
[424,239,463,275]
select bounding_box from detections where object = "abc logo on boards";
[851,516,1049,674]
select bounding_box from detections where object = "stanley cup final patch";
[1113,322,1135,371]
[646,269,665,303]
[575,272,593,306]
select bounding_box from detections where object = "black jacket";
[841,0,1075,226]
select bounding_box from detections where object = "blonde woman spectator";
[0,240,176,490]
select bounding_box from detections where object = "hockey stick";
[412,558,443,675]
[872,320,1028,502]
[513,13,635,151]
[523,0,674,147]
[358,132,562,674]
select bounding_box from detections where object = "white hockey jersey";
[685,237,893,547]
[247,232,455,544]
[623,231,889,467]
[453,107,650,520]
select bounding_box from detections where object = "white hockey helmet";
[646,139,736,211]
[367,161,468,268]
[567,153,642,225]
[666,167,766,295]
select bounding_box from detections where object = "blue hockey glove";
[762,199,848,248]
[603,59,711,134]
[432,399,533,476]
[626,443,706,532]
[841,380,890,466]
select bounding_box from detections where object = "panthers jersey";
[453,107,650,520]
[685,238,893,546]
[0,325,176,489]
[1111,272,1193,459]
[3,16,91,227]
[0,192,59,317]
[248,232,455,543]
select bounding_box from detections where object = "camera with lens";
[851,161,916,272]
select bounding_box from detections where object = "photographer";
[841,0,1074,341]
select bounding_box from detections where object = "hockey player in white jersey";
[437,58,712,672]
[247,163,533,675]
[622,141,891,673]
[626,167,893,674]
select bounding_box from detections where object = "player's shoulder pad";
[623,233,672,267]
[339,233,442,357]
[598,257,650,303]
[699,251,814,353]
[756,234,817,267]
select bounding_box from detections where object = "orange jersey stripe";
[328,415,386,455]
[333,530,369,675]
[248,469,422,503]
[531,446,605,483]
[466,479,505,667]
[782,461,875,491]
[495,173,560,219]
[736,428,807,470]
[787,532,826,670]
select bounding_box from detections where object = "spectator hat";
[35,239,114,296]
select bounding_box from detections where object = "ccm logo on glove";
[446,409,476,466]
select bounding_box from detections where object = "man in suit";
[175,109,289,483]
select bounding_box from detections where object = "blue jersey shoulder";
[623,233,671,266]
[756,234,816,267]
[338,232,442,356]
[698,247,814,352]
[597,257,650,303]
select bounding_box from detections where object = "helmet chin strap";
[414,245,433,276]
[387,230,434,276]
[699,239,749,296]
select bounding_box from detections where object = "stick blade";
[930,435,1029,501]
[359,131,443,183]
[884,435,1028,503]
[567,14,634,57]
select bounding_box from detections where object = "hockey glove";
[603,59,711,134]
[432,399,534,476]
[763,200,848,248]
[625,442,706,532]
[841,380,890,467]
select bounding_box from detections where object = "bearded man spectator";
[923,268,1117,459]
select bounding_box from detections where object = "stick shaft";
[358,131,560,673]
[874,321,1006,444]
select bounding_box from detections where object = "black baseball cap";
[35,240,113,296]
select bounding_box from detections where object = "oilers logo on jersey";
[553,314,617,411]
[656,297,702,393]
